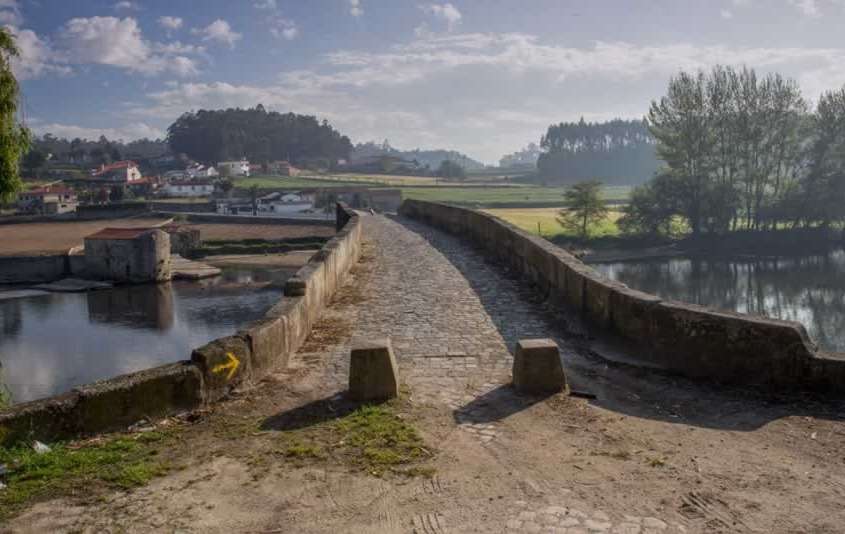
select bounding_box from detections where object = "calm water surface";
[592,249,845,353]
[0,267,288,404]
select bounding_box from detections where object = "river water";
[592,249,845,353]
[0,266,288,405]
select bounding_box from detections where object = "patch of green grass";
[334,404,428,475]
[484,207,623,239]
[281,441,325,460]
[0,436,171,519]
[401,185,631,208]
[233,175,372,190]
[271,402,433,477]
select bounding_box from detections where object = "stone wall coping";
[399,199,845,391]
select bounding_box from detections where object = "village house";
[185,164,219,179]
[162,179,216,198]
[217,160,250,177]
[17,185,78,215]
[256,191,315,214]
[91,160,143,184]
[268,160,300,177]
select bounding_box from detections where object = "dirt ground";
[0,220,333,255]
[189,223,335,242]
[0,218,168,254]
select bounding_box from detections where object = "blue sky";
[4,0,845,163]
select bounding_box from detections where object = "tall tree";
[557,180,608,238]
[0,27,30,201]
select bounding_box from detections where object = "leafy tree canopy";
[0,27,30,201]
[166,105,352,166]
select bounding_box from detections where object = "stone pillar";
[348,338,399,401]
[512,339,567,394]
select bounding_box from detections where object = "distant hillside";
[351,141,486,171]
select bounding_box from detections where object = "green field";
[233,175,632,209]
[401,185,631,207]
[484,207,623,238]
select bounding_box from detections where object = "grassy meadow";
[484,207,623,239]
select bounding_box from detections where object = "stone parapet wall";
[399,199,845,391]
[0,203,362,445]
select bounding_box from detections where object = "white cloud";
[269,17,298,40]
[6,26,71,80]
[254,0,277,9]
[30,119,165,142]
[421,3,462,30]
[0,0,22,26]
[57,16,200,76]
[192,19,241,48]
[113,1,140,11]
[128,33,845,162]
[349,0,363,17]
[158,16,183,32]
[788,0,820,17]
[720,9,734,19]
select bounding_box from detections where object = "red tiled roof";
[93,160,138,176]
[85,227,154,240]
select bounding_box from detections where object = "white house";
[256,191,315,215]
[217,160,250,177]
[186,164,219,179]
[162,180,215,197]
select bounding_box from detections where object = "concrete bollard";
[512,339,567,394]
[348,338,399,401]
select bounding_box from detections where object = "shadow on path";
[453,384,555,424]
[260,393,372,432]
[389,214,845,432]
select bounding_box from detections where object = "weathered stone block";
[191,335,252,402]
[348,339,399,401]
[84,228,171,283]
[74,362,203,433]
[513,339,567,394]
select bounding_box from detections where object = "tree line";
[620,66,845,237]
[537,118,659,185]
[167,105,352,167]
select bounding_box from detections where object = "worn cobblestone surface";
[292,214,684,532]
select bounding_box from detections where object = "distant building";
[163,170,187,181]
[249,163,264,175]
[91,160,143,183]
[255,191,315,214]
[162,180,215,197]
[186,164,219,179]
[268,160,300,177]
[17,185,78,215]
[218,160,250,177]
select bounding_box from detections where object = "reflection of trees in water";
[1,298,23,338]
[600,250,845,352]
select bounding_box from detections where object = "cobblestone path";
[292,214,688,533]
[299,214,577,434]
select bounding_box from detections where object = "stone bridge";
[8,209,845,534]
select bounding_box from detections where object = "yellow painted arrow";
[212,352,240,381]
